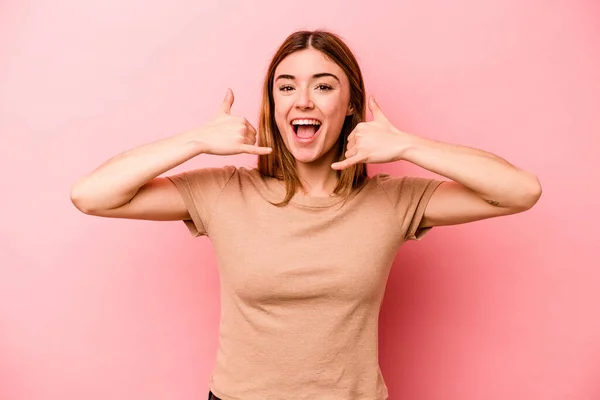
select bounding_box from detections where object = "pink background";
[1,0,599,399]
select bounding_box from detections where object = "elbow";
[70,180,132,215]
[70,179,107,215]
[513,174,542,211]
[525,174,543,209]
[70,183,95,214]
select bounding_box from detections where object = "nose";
[295,87,314,110]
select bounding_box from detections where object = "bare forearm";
[402,136,542,208]
[70,131,203,211]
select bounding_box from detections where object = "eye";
[278,85,294,92]
[316,84,333,91]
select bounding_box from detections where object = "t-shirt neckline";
[250,169,348,209]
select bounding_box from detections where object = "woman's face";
[272,48,353,165]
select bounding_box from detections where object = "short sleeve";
[378,174,444,241]
[166,165,237,237]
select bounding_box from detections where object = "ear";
[346,102,354,116]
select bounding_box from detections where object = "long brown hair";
[257,30,368,206]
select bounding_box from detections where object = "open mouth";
[291,119,322,140]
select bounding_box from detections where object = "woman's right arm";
[69,89,271,221]
[70,132,205,220]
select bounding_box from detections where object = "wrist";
[177,128,209,155]
[394,130,427,161]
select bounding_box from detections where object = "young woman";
[70,30,541,400]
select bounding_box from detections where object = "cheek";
[320,94,349,118]
[273,96,292,120]
[272,100,285,125]
[273,91,292,108]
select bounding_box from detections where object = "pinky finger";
[244,134,257,145]
[245,120,258,136]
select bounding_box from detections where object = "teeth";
[291,119,321,126]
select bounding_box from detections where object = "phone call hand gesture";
[195,89,272,156]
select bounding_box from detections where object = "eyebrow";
[275,73,340,83]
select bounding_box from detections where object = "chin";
[290,143,339,166]
[286,148,319,163]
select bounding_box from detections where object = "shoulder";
[165,165,240,200]
[172,164,237,185]
[172,165,274,191]
[368,173,444,203]
[370,173,440,191]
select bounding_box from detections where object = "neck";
[295,153,339,197]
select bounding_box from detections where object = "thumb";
[239,144,273,155]
[369,96,387,122]
[220,88,234,114]
[331,155,361,171]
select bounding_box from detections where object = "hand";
[331,96,413,170]
[192,89,272,156]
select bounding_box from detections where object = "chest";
[207,192,405,305]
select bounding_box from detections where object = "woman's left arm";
[401,137,542,227]
[331,96,542,227]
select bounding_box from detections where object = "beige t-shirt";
[167,166,443,400]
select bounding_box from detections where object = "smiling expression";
[272,48,353,166]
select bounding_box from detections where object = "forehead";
[274,48,347,82]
